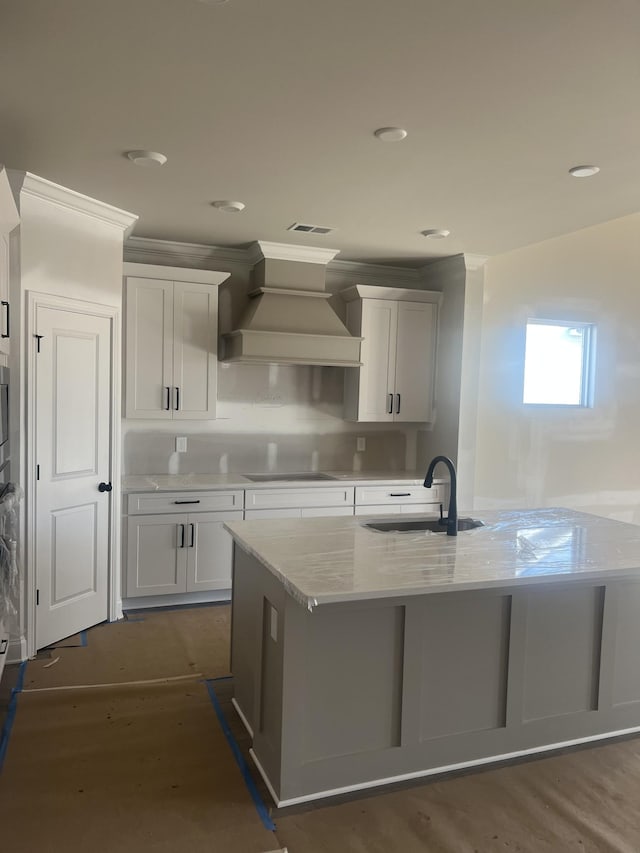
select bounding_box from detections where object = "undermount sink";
[363,517,485,534]
[244,472,338,482]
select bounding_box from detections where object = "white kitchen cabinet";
[187,512,240,592]
[342,285,439,423]
[0,614,8,685]
[355,483,448,517]
[0,167,20,357]
[244,485,355,520]
[124,263,230,420]
[125,490,242,598]
[245,506,354,520]
[244,486,354,512]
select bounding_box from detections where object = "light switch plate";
[356,436,366,452]
[175,436,187,453]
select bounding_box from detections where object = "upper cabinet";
[124,263,230,420]
[342,285,440,423]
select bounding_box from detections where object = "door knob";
[98,482,113,492]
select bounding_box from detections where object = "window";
[523,320,595,406]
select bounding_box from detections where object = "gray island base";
[226,508,640,806]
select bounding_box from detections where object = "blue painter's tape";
[80,630,88,647]
[0,660,28,773]
[204,679,276,831]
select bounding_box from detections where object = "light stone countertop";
[225,508,640,609]
[122,471,436,492]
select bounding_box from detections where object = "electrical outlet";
[175,436,187,453]
[356,436,366,452]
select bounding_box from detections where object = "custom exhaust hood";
[221,241,362,367]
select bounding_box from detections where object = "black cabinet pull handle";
[387,393,393,414]
[1,301,9,339]
[164,386,171,410]
[174,387,180,411]
[98,482,112,492]
[174,499,200,505]
[389,492,411,497]
[395,393,401,415]
[0,638,7,655]
[178,523,185,548]
[189,523,195,548]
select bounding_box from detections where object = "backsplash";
[123,429,409,475]
[123,362,416,474]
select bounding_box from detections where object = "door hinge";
[34,334,44,353]
[36,464,40,481]
[36,589,40,606]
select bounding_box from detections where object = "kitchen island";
[225,508,640,806]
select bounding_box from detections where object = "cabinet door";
[393,301,436,422]
[300,506,354,518]
[126,514,187,597]
[172,281,217,420]
[186,511,243,592]
[356,300,397,422]
[0,234,9,355]
[244,508,303,520]
[125,278,173,419]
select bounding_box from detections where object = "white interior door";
[35,305,113,649]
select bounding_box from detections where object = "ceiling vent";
[287,222,335,235]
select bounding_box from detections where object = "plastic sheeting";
[0,482,21,626]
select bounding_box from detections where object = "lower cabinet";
[354,484,446,517]
[243,486,355,521]
[126,510,243,598]
[0,616,8,685]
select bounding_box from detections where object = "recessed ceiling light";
[569,165,600,177]
[126,150,167,167]
[212,199,245,213]
[374,127,408,142]
[421,229,451,239]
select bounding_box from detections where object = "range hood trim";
[221,240,362,367]
[248,286,331,300]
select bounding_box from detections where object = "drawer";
[127,490,244,515]
[357,503,442,518]
[355,484,443,506]
[245,505,355,520]
[244,486,355,511]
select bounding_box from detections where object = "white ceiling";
[1,0,639,264]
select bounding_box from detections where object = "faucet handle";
[439,503,444,523]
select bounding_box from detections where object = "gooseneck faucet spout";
[424,455,458,536]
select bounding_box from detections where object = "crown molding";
[340,284,442,305]
[328,259,421,287]
[463,252,489,271]
[248,240,340,266]
[9,171,138,234]
[123,262,230,286]
[124,236,248,267]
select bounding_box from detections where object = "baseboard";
[122,589,231,611]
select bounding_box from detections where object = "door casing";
[26,291,122,657]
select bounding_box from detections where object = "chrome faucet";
[424,455,458,536]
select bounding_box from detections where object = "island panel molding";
[227,508,640,804]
